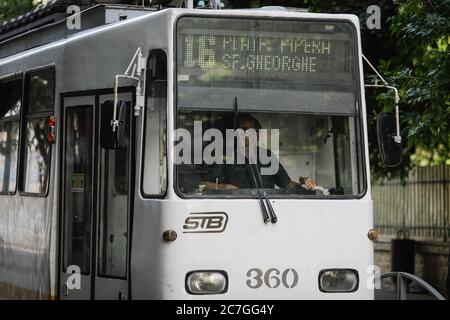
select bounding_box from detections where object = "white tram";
[0,1,402,300]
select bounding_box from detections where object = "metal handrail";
[378,272,446,300]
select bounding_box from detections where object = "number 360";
[246,268,299,289]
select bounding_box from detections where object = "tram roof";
[0,5,360,63]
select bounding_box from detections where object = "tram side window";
[0,78,22,194]
[20,68,55,195]
[142,50,167,196]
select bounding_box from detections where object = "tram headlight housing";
[186,271,228,295]
[319,269,359,293]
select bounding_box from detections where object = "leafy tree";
[379,0,450,171]
[0,0,35,23]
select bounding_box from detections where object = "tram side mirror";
[100,99,127,149]
[116,100,129,148]
[377,112,402,167]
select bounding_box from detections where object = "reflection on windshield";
[22,117,51,194]
[0,121,19,192]
[21,68,54,194]
[176,111,362,197]
[0,79,21,193]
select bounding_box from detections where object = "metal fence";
[373,164,450,241]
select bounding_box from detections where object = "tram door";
[60,92,133,300]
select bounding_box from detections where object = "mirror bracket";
[112,47,147,132]
[362,54,402,145]
[365,83,402,145]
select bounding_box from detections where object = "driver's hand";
[219,183,239,190]
[201,181,239,190]
[299,177,315,190]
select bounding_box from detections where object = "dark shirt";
[205,148,291,189]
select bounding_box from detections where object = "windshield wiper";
[248,162,271,223]
[233,97,239,131]
[233,97,277,224]
[249,162,278,223]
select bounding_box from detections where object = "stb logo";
[183,212,228,233]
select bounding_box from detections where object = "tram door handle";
[62,284,69,296]
[119,291,127,300]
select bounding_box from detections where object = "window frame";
[19,65,56,197]
[140,49,169,199]
[0,72,23,195]
[173,15,368,200]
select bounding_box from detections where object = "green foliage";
[364,0,449,180]
[385,0,450,170]
[0,0,35,23]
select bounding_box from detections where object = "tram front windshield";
[175,16,364,197]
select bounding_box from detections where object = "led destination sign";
[182,34,345,74]
[176,18,358,112]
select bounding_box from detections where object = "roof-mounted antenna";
[112,47,147,132]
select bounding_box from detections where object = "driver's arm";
[274,158,315,190]
[287,177,315,190]
[200,180,238,190]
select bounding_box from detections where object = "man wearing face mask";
[200,113,315,191]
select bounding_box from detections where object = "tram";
[0,0,402,299]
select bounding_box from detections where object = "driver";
[200,113,315,191]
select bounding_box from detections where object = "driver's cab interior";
[176,110,362,197]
